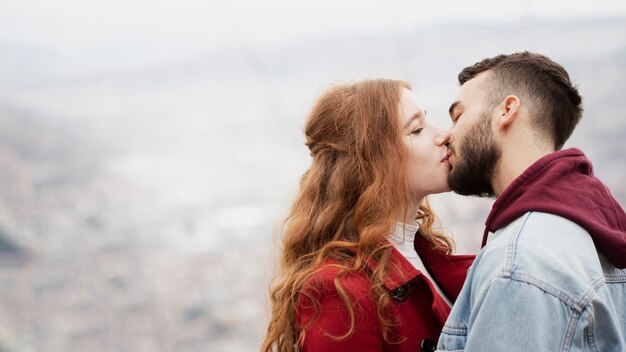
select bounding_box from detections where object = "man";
[437,52,626,351]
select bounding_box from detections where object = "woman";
[262,79,474,352]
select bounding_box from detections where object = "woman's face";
[397,88,452,202]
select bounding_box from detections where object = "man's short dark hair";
[458,51,583,149]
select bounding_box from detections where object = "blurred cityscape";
[0,18,625,351]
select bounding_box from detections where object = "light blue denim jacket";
[438,212,626,352]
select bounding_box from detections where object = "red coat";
[295,235,474,352]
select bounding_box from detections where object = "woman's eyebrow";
[404,111,425,128]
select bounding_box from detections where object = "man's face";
[447,72,501,198]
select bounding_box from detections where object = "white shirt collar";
[389,221,420,259]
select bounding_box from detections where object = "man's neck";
[492,142,554,197]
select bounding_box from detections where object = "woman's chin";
[421,187,452,198]
[440,188,453,195]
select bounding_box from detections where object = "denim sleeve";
[439,277,572,352]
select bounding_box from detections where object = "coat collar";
[362,240,442,291]
[379,246,422,291]
[363,236,474,297]
[365,241,458,325]
[413,232,475,302]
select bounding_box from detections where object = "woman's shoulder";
[296,260,377,327]
[302,260,371,296]
[295,261,384,349]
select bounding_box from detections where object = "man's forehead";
[457,71,491,101]
[461,71,491,90]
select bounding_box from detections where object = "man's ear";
[495,95,521,130]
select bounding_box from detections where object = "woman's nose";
[434,128,451,146]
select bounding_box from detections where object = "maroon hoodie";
[482,148,626,269]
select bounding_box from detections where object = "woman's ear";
[495,95,521,130]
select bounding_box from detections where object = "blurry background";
[0,0,625,351]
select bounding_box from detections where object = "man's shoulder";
[510,212,600,271]
[486,212,599,267]
[441,212,626,352]
[475,212,605,302]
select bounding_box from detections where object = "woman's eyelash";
[411,127,424,134]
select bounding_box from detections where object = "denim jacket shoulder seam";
[507,273,604,314]
[605,273,626,283]
[503,212,533,277]
[580,308,599,352]
[481,275,585,352]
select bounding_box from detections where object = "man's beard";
[447,112,500,198]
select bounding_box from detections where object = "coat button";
[420,338,436,352]
[389,286,409,301]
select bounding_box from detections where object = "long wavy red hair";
[262,79,452,352]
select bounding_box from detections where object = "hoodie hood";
[483,148,626,268]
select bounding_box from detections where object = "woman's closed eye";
[411,127,424,135]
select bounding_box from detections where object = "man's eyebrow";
[449,101,460,118]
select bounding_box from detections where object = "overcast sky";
[2,0,626,54]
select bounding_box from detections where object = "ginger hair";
[262,79,452,352]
